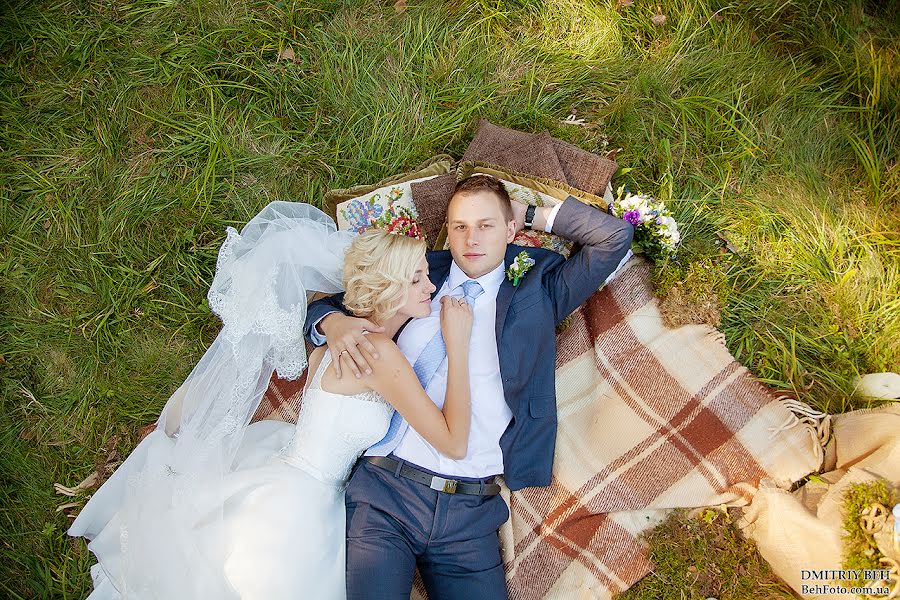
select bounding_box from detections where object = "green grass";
[617,509,795,600]
[1,0,898,596]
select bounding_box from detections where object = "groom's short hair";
[450,175,514,222]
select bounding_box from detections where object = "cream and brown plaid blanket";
[253,121,826,598]
[256,256,824,599]
[491,255,823,599]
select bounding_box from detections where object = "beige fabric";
[738,403,900,599]
[854,372,900,400]
[491,257,824,599]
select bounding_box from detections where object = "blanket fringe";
[703,327,832,462]
[768,396,832,459]
[707,329,728,346]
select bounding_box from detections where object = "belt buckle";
[430,476,457,494]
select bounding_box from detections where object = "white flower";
[614,189,680,258]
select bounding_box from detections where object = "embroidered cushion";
[322,155,454,232]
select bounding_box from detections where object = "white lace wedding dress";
[72,348,394,600]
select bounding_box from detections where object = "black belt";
[365,456,501,496]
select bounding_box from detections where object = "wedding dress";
[73,350,392,599]
[68,202,391,599]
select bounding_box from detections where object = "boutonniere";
[506,250,535,286]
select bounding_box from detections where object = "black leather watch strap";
[524,204,537,230]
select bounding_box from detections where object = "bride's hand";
[320,313,385,378]
[439,295,473,353]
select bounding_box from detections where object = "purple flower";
[623,210,642,226]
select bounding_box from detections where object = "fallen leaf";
[651,6,667,26]
[56,502,80,513]
[279,46,295,62]
[688,565,698,573]
[54,471,99,497]
[561,114,586,126]
[713,12,724,22]
[394,0,407,13]
[616,0,634,8]
[715,233,743,257]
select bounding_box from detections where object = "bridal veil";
[69,202,353,598]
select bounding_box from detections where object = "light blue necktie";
[366,280,484,457]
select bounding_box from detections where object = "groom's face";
[446,190,516,279]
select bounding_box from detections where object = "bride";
[68,201,475,599]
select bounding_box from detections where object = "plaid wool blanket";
[486,255,823,599]
[256,255,824,599]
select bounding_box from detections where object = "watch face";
[525,205,536,228]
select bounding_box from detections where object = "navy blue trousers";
[345,457,509,600]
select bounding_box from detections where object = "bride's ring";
[339,350,349,357]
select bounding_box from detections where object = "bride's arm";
[365,298,473,459]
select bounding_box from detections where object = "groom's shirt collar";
[447,260,505,298]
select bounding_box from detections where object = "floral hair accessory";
[371,203,423,241]
[506,250,535,286]
[608,186,680,261]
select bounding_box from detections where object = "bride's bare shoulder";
[363,334,410,374]
[309,345,326,360]
[364,333,403,358]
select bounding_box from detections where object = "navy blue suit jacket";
[304,197,633,490]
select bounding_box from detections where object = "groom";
[304,175,633,599]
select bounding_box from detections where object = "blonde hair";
[343,229,427,323]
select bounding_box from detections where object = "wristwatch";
[524,204,537,230]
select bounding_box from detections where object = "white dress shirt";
[391,261,510,477]
[543,203,561,233]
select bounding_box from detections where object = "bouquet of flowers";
[608,187,680,260]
